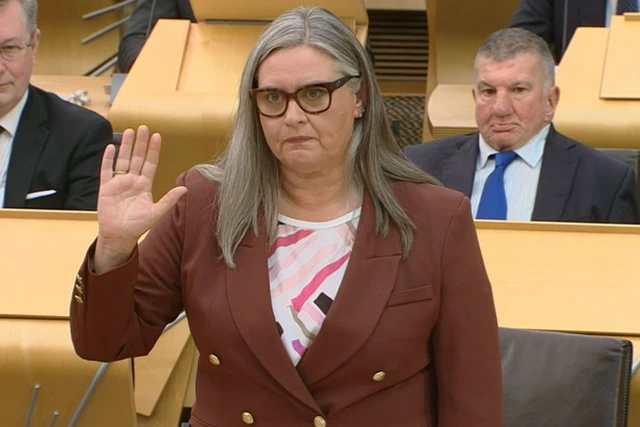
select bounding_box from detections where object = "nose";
[491,89,514,117]
[282,97,306,125]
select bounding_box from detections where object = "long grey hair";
[194,6,439,268]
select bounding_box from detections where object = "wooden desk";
[427,84,475,138]
[554,27,640,148]
[476,220,640,425]
[30,75,111,119]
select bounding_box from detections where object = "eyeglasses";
[0,40,33,61]
[249,75,360,118]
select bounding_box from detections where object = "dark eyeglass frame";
[249,75,360,118]
[0,38,33,61]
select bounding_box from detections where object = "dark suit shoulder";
[30,85,111,129]
[404,134,474,159]
[395,181,467,222]
[558,132,634,177]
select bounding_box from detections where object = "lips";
[284,136,312,143]
[491,123,515,131]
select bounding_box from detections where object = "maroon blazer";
[70,171,503,427]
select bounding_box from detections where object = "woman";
[70,7,504,427]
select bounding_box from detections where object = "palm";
[97,126,187,243]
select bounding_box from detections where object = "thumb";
[153,186,188,220]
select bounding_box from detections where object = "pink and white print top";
[268,208,361,366]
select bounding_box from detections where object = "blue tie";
[617,0,638,14]
[476,151,518,220]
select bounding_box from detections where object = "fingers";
[141,132,162,181]
[114,128,135,173]
[128,125,151,175]
[99,144,117,185]
[153,186,188,220]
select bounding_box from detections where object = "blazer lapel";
[296,190,402,386]
[439,134,479,197]
[532,127,578,221]
[226,218,322,414]
[4,87,49,208]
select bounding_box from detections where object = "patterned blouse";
[268,208,361,366]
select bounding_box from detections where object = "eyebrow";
[0,37,20,45]
[255,78,335,91]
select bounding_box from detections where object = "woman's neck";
[279,170,362,222]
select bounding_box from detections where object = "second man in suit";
[405,28,638,224]
[0,0,112,210]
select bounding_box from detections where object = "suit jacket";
[118,0,196,72]
[70,171,504,427]
[404,127,639,223]
[509,0,607,61]
[3,85,112,210]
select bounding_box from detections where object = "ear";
[30,29,41,61]
[354,82,367,118]
[545,85,560,121]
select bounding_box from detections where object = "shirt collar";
[0,89,29,138]
[477,124,550,170]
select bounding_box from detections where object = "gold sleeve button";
[241,412,254,424]
[372,371,386,382]
[313,415,327,427]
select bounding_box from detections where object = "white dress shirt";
[470,124,550,221]
[0,90,30,208]
[607,0,640,26]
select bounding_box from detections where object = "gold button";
[75,283,83,294]
[314,415,327,427]
[74,295,84,304]
[241,412,254,424]
[76,274,83,286]
[208,354,221,366]
[372,371,386,382]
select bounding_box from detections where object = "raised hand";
[94,125,187,273]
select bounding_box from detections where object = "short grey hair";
[474,28,555,87]
[0,0,38,36]
[194,6,438,268]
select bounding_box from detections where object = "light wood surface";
[31,75,111,119]
[554,27,640,148]
[600,15,640,100]
[135,319,191,416]
[0,209,98,319]
[476,220,640,335]
[190,0,368,25]
[37,0,119,75]
[364,0,425,10]
[427,84,475,137]
[0,319,136,427]
[137,339,196,427]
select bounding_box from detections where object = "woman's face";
[254,45,363,177]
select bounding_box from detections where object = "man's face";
[473,52,559,151]
[0,0,39,118]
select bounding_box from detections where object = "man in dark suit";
[509,0,639,62]
[118,0,195,73]
[405,28,638,224]
[0,0,112,210]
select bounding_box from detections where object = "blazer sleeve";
[70,174,187,362]
[64,115,112,210]
[433,197,504,427]
[118,0,181,72]
[608,167,640,224]
[509,0,555,45]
